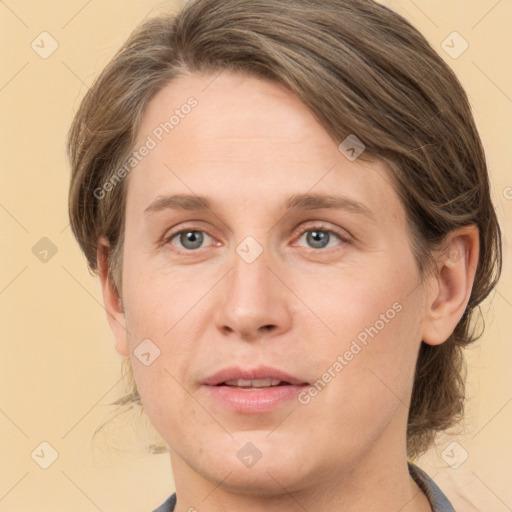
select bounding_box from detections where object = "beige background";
[1,1,511,511]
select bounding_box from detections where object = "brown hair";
[67,0,502,458]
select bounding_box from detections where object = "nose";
[213,247,294,342]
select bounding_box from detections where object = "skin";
[98,71,479,512]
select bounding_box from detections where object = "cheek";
[121,249,211,342]
[119,256,200,418]
[293,253,424,427]
[314,285,424,434]
[290,251,420,346]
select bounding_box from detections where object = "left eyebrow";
[143,192,375,220]
[285,193,375,220]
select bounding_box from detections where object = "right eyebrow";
[144,194,212,216]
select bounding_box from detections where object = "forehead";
[137,71,334,160]
[126,71,403,225]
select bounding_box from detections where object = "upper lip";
[201,366,308,386]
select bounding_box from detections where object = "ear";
[422,225,480,346]
[97,237,129,357]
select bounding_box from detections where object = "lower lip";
[202,384,307,414]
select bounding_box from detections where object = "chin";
[208,464,309,497]
[198,440,314,495]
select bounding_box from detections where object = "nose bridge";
[228,242,276,316]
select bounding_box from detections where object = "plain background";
[1,1,511,510]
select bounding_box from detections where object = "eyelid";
[291,222,352,245]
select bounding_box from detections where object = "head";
[67,0,501,491]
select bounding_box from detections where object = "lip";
[201,365,309,414]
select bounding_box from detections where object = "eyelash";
[162,223,350,254]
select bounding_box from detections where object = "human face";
[117,70,428,493]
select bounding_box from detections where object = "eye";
[295,227,346,250]
[168,230,214,250]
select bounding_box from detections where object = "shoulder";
[152,493,176,512]
[408,462,455,512]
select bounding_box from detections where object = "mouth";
[201,366,309,413]
[202,366,309,388]
[219,378,293,389]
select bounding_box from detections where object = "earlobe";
[422,225,480,346]
[97,237,130,357]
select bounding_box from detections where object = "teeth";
[224,378,282,388]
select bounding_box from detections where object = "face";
[115,71,430,493]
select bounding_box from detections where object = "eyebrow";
[144,192,374,219]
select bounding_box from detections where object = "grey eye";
[297,229,342,249]
[171,230,211,250]
[307,230,330,248]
